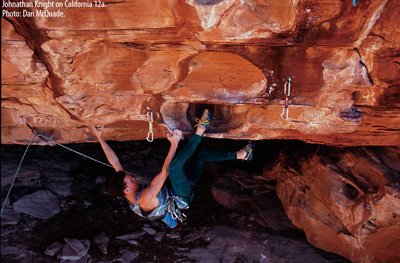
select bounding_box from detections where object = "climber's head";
[109,170,138,203]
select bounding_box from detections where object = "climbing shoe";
[242,141,255,161]
[194,109,211,129]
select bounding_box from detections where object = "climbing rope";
[281,76,292,120]
[37,133,114,169]
[146,107,154,142]
[1,135,36,217]
[17,117,145,181]
[36,133,145,182]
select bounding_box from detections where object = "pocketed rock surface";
[2,0,399,146]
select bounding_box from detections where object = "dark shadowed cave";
[1,138,357,262]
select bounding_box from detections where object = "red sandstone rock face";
[1,0,399,145]
[2,1,400,261]
[263,146,400,263]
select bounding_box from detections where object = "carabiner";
[171,211,178,220]
[283,77,291,96]
[179,212,187,221]
[281,77,292,120]
[146,107,154,142]
[146,131,153,142]
[281,106,289,120]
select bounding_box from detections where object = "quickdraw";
[280,77,292,121]
[167,197,187,223]
[146,107,154,142]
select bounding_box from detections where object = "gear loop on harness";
[281,77,292,121]
[146,107,154,142]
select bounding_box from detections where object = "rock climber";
[91,109,255,228]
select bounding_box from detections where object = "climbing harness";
[1,135,36,217]
[280,77,292,121]
[146,107,154,142]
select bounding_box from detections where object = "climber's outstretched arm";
[139,130,182,209]
[92,126,124,172]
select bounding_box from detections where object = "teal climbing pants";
[168,134,236,200]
